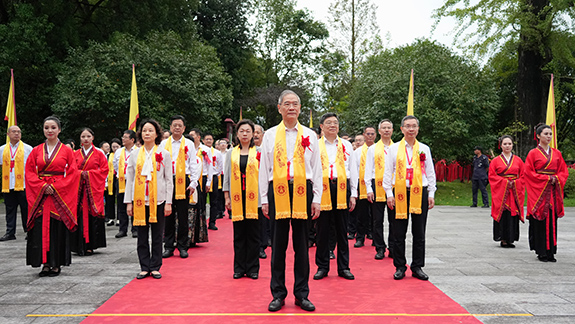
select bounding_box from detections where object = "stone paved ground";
[0,206,574,323]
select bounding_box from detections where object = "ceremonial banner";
[128,64,139,131]
[4,69,16,144]
[407,69,414,116]
[545,74,557,149]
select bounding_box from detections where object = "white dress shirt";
[113,146,136,181]
[382,140,436,199]
[258,123,323,205]
[158,136,200,189]
[0,141,33,189]
[364,141,392,194]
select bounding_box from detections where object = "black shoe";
[329,251,335,259]
[354,240,364,248]
[115,231,127,238]
[295,298,315,311]
[259,250,267,259]
[179,249,188,258]
[538,255,548,262]
[132,232,138,238]
[208,225,218,230]
[375,249,385,260]
[0,234,16,241]
[394,268,406,280]
[106,220,115,226]
[367,233,373,240]
[308,241,315,248]
[482,205,490,208]
[151,271,162,279]
[136,271,150,279]
[248,273,258,279]
[313,270,328,280]
[470,204,477,207]
[548,256,557,262]
[268,298,285,312]
[48,267,61,277]
[162,250,174,258]
[233,273,244,279]
[338,269,355,280]
[347,233,355,240]
[411,267,429,280]
[39,266,51,277]
[507,243,516,248]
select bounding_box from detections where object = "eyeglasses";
[323,121,339,126]
[281,101,300,108]
[402,125,419,130]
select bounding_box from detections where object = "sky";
[296,0,460,51]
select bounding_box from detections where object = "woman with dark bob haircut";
[524,124,569,262]
[25,116,80,277]
[125,119,173,279]
[223,119,261,279]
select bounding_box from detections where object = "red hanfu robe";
[489,154,525,222]
[75,146,109,243]
[25,141,80,263]
[524,146,569,221]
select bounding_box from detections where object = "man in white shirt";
[313,113,356,281]
[351,126,376,247]
[383,115,436,281]
[113,130,138,238]
[0,126,33,241]
[159,115,199,259]
[189,128,213,222]
[254,125,270,258]
[203,133,223,230]
[259,90,322,312]
[365,119,394,260]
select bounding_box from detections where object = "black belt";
[329,178,339,184]
[406,186,427,191]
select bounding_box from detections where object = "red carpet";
[84,216,480,323]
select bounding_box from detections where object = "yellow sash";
[374,140,393,202]
[165,136,187,199]
[395,139,423,219]
[118,149,126,193]
[210,147,222,191]
[273,122,307,220]
[359,144,368,199]
[133,146,158,226]
[2,141,24,192]
[107,152,114,195]
[230,146,259,221]
[319,137,347,211]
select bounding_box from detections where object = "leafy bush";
[563,168,575,198]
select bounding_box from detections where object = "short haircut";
[363,126,376,133]
[123,130,137,141]
[170,115,186,126]
[401,115,419,127]
[255,125,265,133]
[136,119,163,145]
[235,119,255,148]
[378,119,393,129]
[99,141,109,147]
[278,89,300,105]
[319,112,338,125]
[189,128,201,137]
[44,116,62,130]
[203,133,213,139]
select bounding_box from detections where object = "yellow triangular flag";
[309,109,313,128]
[4,69,16,144]
[407,69,414,116]
[239,106,243,121]
[128,64,139,131]
[546,74,557,149]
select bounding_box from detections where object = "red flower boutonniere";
[155,152,164,171]
[201,150,210,164]
[213,155,217,163]
[256,151,261,162]
[301,136,312,153]
[184,146,189,159]
[419,151,426,162]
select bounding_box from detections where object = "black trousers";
[233,219,260,275]
[355,197,371,240]
[104,178,118,221]
[472,179,489,206]
[164,176,191,252]
[117,193,135,234]
[348,205,357,235]
[4,189,27,236]
[389,187,429,270]
[371,179,391,251]
[136,203,165,272]
[315,180,350,273]
[205,175,220,227]
[269,181,313,300]
[259,207,271,251]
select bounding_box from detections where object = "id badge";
[406,168,413,181]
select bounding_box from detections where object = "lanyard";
[405,146,413,167]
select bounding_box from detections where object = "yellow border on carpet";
[27,313,533,317]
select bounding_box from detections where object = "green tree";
[346,39,499,160]
[52,31,232,141]
[433,0,575,156]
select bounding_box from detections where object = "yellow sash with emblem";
[273,122,307,220]
[165,136,187,199]
[118,149,126,193]
[107,152,114,195]
[395,138,423,219]
[230,146,259,221]
[359,144,368,199]
[374,140,393,202]
[2,141,24,192]
[133,146,158,225]
[319,137,347,211]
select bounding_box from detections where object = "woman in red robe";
[70,128,109,256]
[26,116,80,277]
[524,124,569,262]
[489,135,524,248]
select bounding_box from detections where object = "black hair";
[401,115,419,127]
[235,119,255,148]
[189,128,201,138]
[170,115,186,126]
[123,130,137,141]
[363,126,376,133]
[43,116,62,130]
[136,119,163,145]
[64,138,75,149]
[319,112,338,125]
[80,127,95,137]
[498,135,514,150]
[110,138,122,146]
[99,141,109,147]
[203,133,214,140]
[535,123,551,136]
[315,127,322,136]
